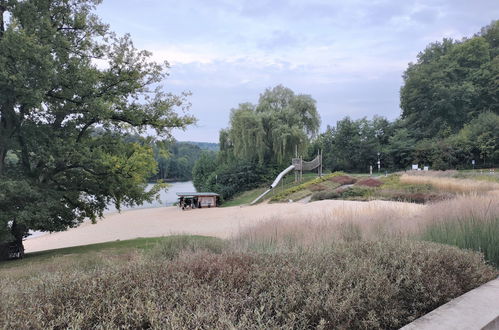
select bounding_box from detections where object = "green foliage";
[420,217,499,267]
[220,85,321,166]
[183,141,219,151]
[193,85,321,200]
[270,172,344,201]
[151,141,209,181]
[0,0,194,250]
[313,116,394,172]
[311,186,373,201]
[314,21,498,173]
[400,21,499,139]
[192,151,218,191]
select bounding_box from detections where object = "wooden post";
[319,149,323,177]
[300,156,303,182]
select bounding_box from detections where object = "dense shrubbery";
[193,160,279,200]
[1,240,496,329]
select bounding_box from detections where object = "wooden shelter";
[176,192,220,210]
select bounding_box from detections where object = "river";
[27,181,196,239]
[105,181,196,212]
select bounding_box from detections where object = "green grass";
[0,236,222,269]
[420,217,499,267]
[222,172,323,206]
[222,187,268,207]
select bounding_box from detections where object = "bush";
[1,241,495,329]
[330,175,357,185]
[311,186,373,201]
[356,178,383,187]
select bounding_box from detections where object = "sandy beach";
[24,200,424,253]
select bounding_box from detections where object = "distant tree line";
[194,21,498,199]
[150,141,217,182]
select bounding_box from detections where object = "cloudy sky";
[97,0,498,142]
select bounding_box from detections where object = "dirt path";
[24,200,424,252]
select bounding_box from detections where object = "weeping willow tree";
[220,85,320,166]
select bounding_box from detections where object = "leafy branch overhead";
[0,0,194,246]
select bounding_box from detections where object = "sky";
[96,0,499,143]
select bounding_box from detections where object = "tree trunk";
[0,145,5,174]
[0,1,5,39]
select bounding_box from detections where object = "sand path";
[24,200,424,252]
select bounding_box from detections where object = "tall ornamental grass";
[418,196,499,267]
[400,174,499,193]
[420,217,499,267]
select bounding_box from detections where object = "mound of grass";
[270,172,344,202]
[1,240,495,329]
[311,186,373,201]
[330,175,357,185]
[356,177,383,187]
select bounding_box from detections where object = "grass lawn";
[222,187,268,207]
[0,236,222,270]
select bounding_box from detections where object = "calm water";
[27,181,196,239]
[104,181,196,213]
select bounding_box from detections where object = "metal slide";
[250,165,295,205]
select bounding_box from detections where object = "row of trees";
[311,111,498,173]
[312,21,498,172]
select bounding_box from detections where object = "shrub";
[311,190,341,201]
[356,178,383,187]
[330,175,357,185]
[1,241,495,329]
[270,172,345,202]
[311,186,373,201]
[400,174,499,193]
[309,183,327,191]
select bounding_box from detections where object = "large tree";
[220,85,320,166]
[0,0,194,258]
[400,20,499,139]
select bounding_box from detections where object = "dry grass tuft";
[400,173,499,193]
